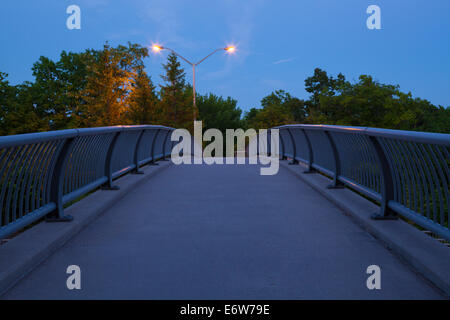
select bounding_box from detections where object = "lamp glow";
[152,45,163,52]
[151,44,237,121]
[225,46,236,53]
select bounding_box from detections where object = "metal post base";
[101,185,120,190]
[132,170,145,175]
[303,169,316,174]
[289,160,299,165]
[327,183,345,189]
[46,215,74,223]
[371,212,398,220]
[149,162,159,166]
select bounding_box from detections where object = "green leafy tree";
[0,77,48,135]
[0,72,15,134]
[244,90,301,129]
[30,51,92,130]
[242,108,260,129]
[302,68,450,133]
[197,93,242,133]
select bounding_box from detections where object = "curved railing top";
[274,123,449,242]
[0,125,174,148]
[0,124,175,240]
[275,124,450,146]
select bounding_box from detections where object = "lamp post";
[152,45,235,121]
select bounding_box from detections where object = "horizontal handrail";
[0,125,175,240]
[273,124,450,241]
[276,124,450,145]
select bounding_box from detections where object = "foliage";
[156,53,195,131]
[126,70,158,125]
[197,93,242,133]
[243,68,449,133]
[78,42,148,127]
[1,47,448,136]
[244,90,304,129]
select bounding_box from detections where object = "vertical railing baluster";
[287,128,299,165]
[279,129,287,160]
[161,129,171,161]
[149,129,161,166]
[102,130,121,190]
[302,129,315,174]
[324,131,344,189]
[47,137,76,222]
[368,135,397,219]
[132,129,146,174]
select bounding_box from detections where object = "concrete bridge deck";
[1,162,443,299]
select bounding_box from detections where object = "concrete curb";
[280,160,450,298]
[0,161,173,297]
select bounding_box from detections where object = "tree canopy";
[1,48,448,136]
[243,68,449,133]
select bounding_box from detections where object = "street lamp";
[152,44,236,121]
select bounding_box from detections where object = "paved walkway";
[2,163,443,299]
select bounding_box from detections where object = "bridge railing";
[0,125,175,240]
[273,124,449,241]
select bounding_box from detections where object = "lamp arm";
[164,47,194,66]
[195,48,225,66]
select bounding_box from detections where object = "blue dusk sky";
[1,0,449,112]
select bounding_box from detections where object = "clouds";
[137,0,191,48]
[273,57,296,65]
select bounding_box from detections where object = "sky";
[1,0,449,112]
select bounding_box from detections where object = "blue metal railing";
[274,124,450,241]
[0,125,175,240]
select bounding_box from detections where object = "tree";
[197,93,242,133]
[300,68,450,133]
[0,76,47,135]
[159,53,195,131]
[242,108,260,129]
[0,72,15,134]
[126,70,158,124]
[304,68,347,123]
[30,51,92,130]
[243,90,301,129]
[79,42,148,127]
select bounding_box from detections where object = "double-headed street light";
[152,44,236,121]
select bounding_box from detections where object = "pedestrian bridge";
[0,125,448,299]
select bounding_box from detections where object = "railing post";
[132,129,146,174]
[302,129,316,174]
[267,129,272,157]
[368,135,398,220]
[279,129,287,160]
[149,129,161,166]
[324,131,345,189]
[46,137,76,222]
[287,128,299,165]
[102,131,121,190]
[161,129,171,161]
